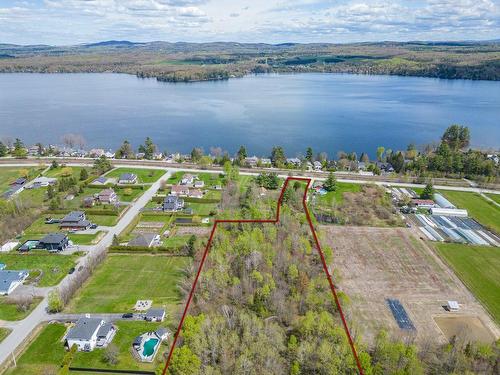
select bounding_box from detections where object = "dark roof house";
[59,211,91,230]
[39,233,69,251]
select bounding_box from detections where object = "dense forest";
[165,181,500,375]
[0,41,499,82]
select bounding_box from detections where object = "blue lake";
[0,73,499,157]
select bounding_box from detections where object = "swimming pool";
[142,338,159,357]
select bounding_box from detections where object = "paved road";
[1,161,499,194]
[0,171,170,368]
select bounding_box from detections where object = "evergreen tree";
[80,168,89,181]
[305,147,313,162]
[237,145,247,162]
[0,141,7,157]
[420,182,434,199]
[271,146,286,167]
[324,172,337,192]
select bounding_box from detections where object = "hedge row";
[151,195,219,204]
[87,184,145,190]
[109,245,187,254]
[44,209,119,216]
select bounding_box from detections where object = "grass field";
[67,255,190,313]
[186,201,218,216]
[485,193,500,205]
[316,182,362,206]
[0,252,78,287]
[0,297,42,321]
[167,171,224,186]
[44,166,90,180]
[0,328,10,343]
[106,168,165,183]
[441,191,500,234]
[435,243,500,325]
[5,323,66,375]
[6,321,168,374]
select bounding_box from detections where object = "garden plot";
[320,226,499,344]
[132,221,165,234]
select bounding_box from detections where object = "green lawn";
[67,255,190,313]
[0,252,78,287]
[163,235,191,248]
[0,297,42,321]
[185,201,218,216]
[316,182,362,206]
[435,243,500,324]
[44,166,90,180]
[5,323,66,375]
[167,171,224,186]
[7,321,168,374]
[441,191,500,234]
[68,232,104,245]
[106,168,165,183]
[0,328,10,343]
[485,193,500,205]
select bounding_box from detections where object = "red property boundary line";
[162,177,364,375]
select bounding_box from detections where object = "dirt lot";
[320,226,499,345]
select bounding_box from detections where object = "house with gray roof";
[118,173,138,184]
[0,270,29,295]
[65,318,115,351]
[163,195,184,212]
[39,233,69,252]
[59,211,91,231]
[144,308,166,322]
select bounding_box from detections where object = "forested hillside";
[0,41,498,82]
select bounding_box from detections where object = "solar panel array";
[386,299,415,330]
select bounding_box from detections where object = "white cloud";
[0,0,498,44]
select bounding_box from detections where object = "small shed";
[447,301,460,312]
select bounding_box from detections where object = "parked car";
[122,313,133,319]
[68,267,75,274]
[90,223,98,229]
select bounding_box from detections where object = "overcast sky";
[0,0,499,45]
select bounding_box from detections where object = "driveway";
[0,171,171,367]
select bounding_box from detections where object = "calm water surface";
[0,73,499,157]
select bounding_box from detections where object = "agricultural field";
[313,184,402,227]
[435,243,500,325]
[105,168,165,183]
[485,193,500,205]
[441,191,500,234]
[5,321,169,375]
[0,252,79,287]
[320,226,498,344]
[66,255,190,313]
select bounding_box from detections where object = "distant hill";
[83,40,145,47]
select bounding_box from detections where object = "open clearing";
[435,243,500,325]
[321,226,499,344]
[66,254,190,313]
[105,167,165,183]
[434,316,495,343]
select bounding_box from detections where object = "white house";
[144,308,166,322]
[181,174,196,185]
[118,173,138,184]
[0,270,29,295]
[65,318,115,352]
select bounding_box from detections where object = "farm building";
[434,193,456,209]
[429,208,468,217]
